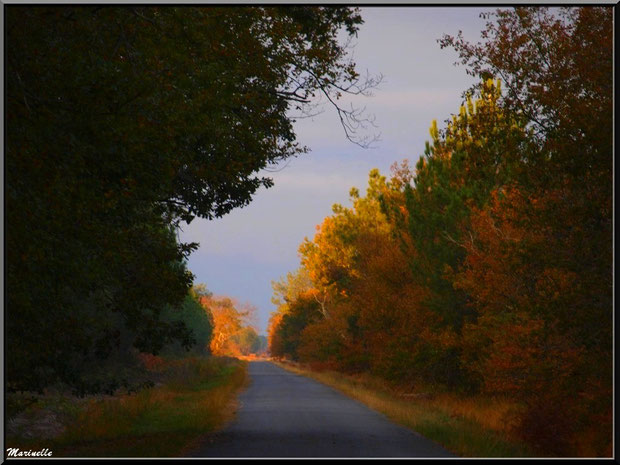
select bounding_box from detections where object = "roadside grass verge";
[5,356,248,457]
[274,360,537,458]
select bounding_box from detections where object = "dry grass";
[275,360,535,458]
[430,392,521,433]
[5,356,248,458]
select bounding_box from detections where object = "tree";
[231,327,261,356]
[5,6,377,392]
[271,292,322,361]
[203,297,245,356]
[269,267,317,358]
[271,267,314,313]
[160,290,214,357]
[391,80,530,387]
[198,291,260,357]
[439,7,612,240]
[298,169,396,315]
[442,7,612,454]
[271,167,423,373]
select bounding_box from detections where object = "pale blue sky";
[179,7,491,334]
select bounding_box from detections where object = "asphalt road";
[187,361,455,458]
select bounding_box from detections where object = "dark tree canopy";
[5,6,375,393]
[7,6,376,223]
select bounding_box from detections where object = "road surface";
[188,361,455,458]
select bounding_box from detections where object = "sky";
[178,7,492,334]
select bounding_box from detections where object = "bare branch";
[313,291,330,319]
[285,64,382,148]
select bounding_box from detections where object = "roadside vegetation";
[5,284,263,458]
[6,356,247,458]
[276,360,535,457]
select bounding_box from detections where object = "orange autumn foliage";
[455,186,610,454]
[269,7,611,456]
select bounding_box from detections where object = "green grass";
[275,360,538,458]
[5,356,248,457]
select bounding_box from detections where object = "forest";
[268,7,612,457]
[4,5,612,458]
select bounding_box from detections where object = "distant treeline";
[196,285,267,357]
[268,7,612,457]
[162,285,266,360]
